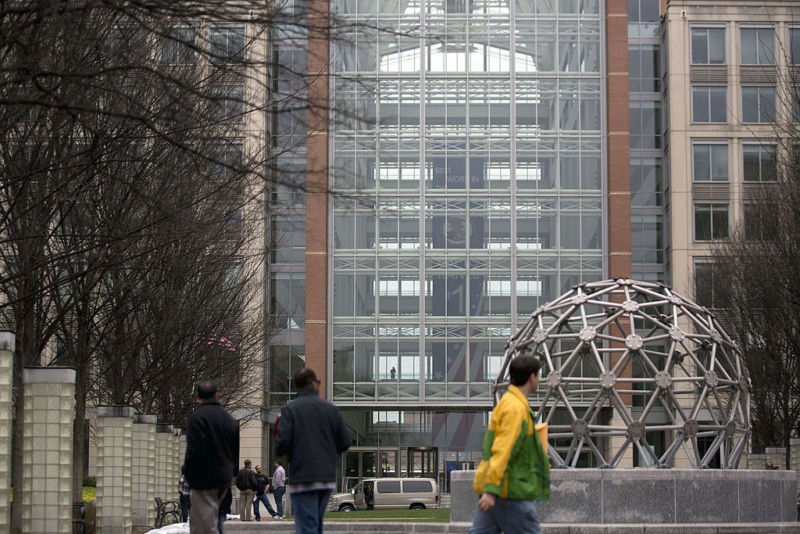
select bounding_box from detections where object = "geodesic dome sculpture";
[495,279,750,469]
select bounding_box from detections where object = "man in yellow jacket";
[470,355,550,534]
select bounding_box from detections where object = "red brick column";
[606,0,632,405]
[305,0,329,397]
[606,0,632,281]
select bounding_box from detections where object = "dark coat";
[183,398,239,490]
[235,467,258,492]
[275,388,351,485]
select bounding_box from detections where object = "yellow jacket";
[473,385,550,500]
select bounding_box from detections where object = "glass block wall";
[131,415,156,527]
[155,424,174,501]
[96,406,134,534]
[21,367,75,534]
[171,428,182,502]
[179,434,187,466]
[0,332,13,532]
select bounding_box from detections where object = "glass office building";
[324,0,607,485]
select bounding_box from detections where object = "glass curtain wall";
[269,3,309,408]
[331,0,604,456]
[628,0,669,466]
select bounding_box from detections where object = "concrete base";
[451,469,798,524]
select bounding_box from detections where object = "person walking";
[276,368,351,534]
[183,380,240,534]
[271,460,287,519]
[470,356,550,534]
[179,473,191,522]
[253,464,277,520]
[235,459,258,521]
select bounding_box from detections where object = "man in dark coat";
[276,368,350,534]
[235,459,258,521]
[183,380,239,534]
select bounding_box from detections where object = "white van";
[331,477,439,512]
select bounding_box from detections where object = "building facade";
[254,0,800,485]
[265,0,640,489]
[665,0,797,310]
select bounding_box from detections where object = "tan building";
[665,0,799,467]
[667,0,797,305]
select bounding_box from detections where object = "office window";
[742,143,777,182]
[161,27,196,65]
[628,44,661,92]
[694,259,727,309]
[691,27,725,64]
[210,26,245,64]
[693,143,728,182]
[791,28,800,65]
[692,86,727,123]
[629,101,662,148]
[793,86,800,123]
[213,85,245,123]
[740,27,774,65]
[743,202,776,241]
[741,86,776,123]
[694,204,729,241]
[212,142,244,181]
[628,0,660,37]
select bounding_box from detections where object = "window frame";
[694,258,725,309]
[691,26,726,65]
[691,85,727,123]
[742,142,777,182]
[694,203,729,242]
[741,85,776,124]
[209,25,246,64]
[739,26,775,66]
[791,27,800,65]
[692,141,729,182]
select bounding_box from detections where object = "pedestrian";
[470,356,550,534]
[253,464,277,521]
[271,459,287,519]
[235,459,258,521]
[179,473,191,522]
[218,486,232,533]
[183,380,240,534]
[276,368,351,534]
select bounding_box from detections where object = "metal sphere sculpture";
[495,279,750,469]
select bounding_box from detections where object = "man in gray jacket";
[276,368,350,534]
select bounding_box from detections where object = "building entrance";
[407,447,438,479]
[342,448,399,490]
[341,447,440,490]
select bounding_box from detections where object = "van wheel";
[339,504,355,512]
[409,503,425,510]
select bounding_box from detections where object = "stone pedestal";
[155,424,174,501]
[21,367,76,534]
[0,332,13,532]
[131,414,156,527]
[766,446,784,469]
[452,469,798,524]
[96,406,134,534]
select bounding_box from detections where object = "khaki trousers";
[239,489,255,520]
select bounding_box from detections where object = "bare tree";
[708,49,800,466]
